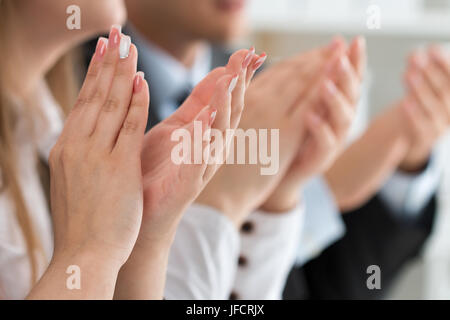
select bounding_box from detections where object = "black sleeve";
[283,193,437,300]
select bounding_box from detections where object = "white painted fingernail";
[119,35,131,59]
[137,71,145,80]
[228,75,239,94]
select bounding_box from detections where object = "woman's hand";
[114,48,259,300]
[29,26,149,299]
[136,49,258,246]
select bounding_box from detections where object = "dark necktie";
[175,86,193,109]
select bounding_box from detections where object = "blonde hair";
[0,0,78,284]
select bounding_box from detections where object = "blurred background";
[243,0,450,299]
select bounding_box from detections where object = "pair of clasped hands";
[45,25,366,298]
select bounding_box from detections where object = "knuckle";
[101,57,115,69]
[89,88,105,104]
[85,70,98,83]
[59,144,78,164]
[114,67,131,78]
[102,98,121,112]
[122,119,139,134]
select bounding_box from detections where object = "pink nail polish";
[109,25,122,48]
[242,46,256,69]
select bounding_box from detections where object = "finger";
[421,53,450,119]
[114,72,149,156]
[79,26,123,136]
[320,80,355,141]
[209,74,235,133]
[93,41,138,152]
[407,72,447,132]
[348,36,366,81]
[230,68,247,129]
[180,106,216,181]
[57,38,109,142]
[176,48,251,124]
[73,37,108,112]
[289,51,343,118]
[275,37,345,75]
[246,52,267,88]
[306,112,337,155]
[331,55,360,105]
[173,67,227,124]
[429,45,450,78]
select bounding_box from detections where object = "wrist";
[261,184,303,213]
[195,191,251,228]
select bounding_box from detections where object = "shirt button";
[241,221,254,234]
[229,292,239,300]
[238,255,248,267]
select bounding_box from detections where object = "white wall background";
[245,0,450,299]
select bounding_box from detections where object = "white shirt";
[166,204,304,300]
[0,82,62,299]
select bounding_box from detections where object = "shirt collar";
[126,23,212,107]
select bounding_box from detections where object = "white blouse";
[0,82,62,300]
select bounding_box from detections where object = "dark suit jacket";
[283,194,436,300]
[84,35,437,300]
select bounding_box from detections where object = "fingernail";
[242,46,256,69]
[209,109,217,126]
[253,53,267,70]
[109,25,122,48]
[133,72,145,93]
[228,74,239,94]
[95,37,108,58]
[119,35,131,59]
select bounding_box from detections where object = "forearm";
[325,105,411,211]
[27,250,120,300]
[113,240,171,300]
